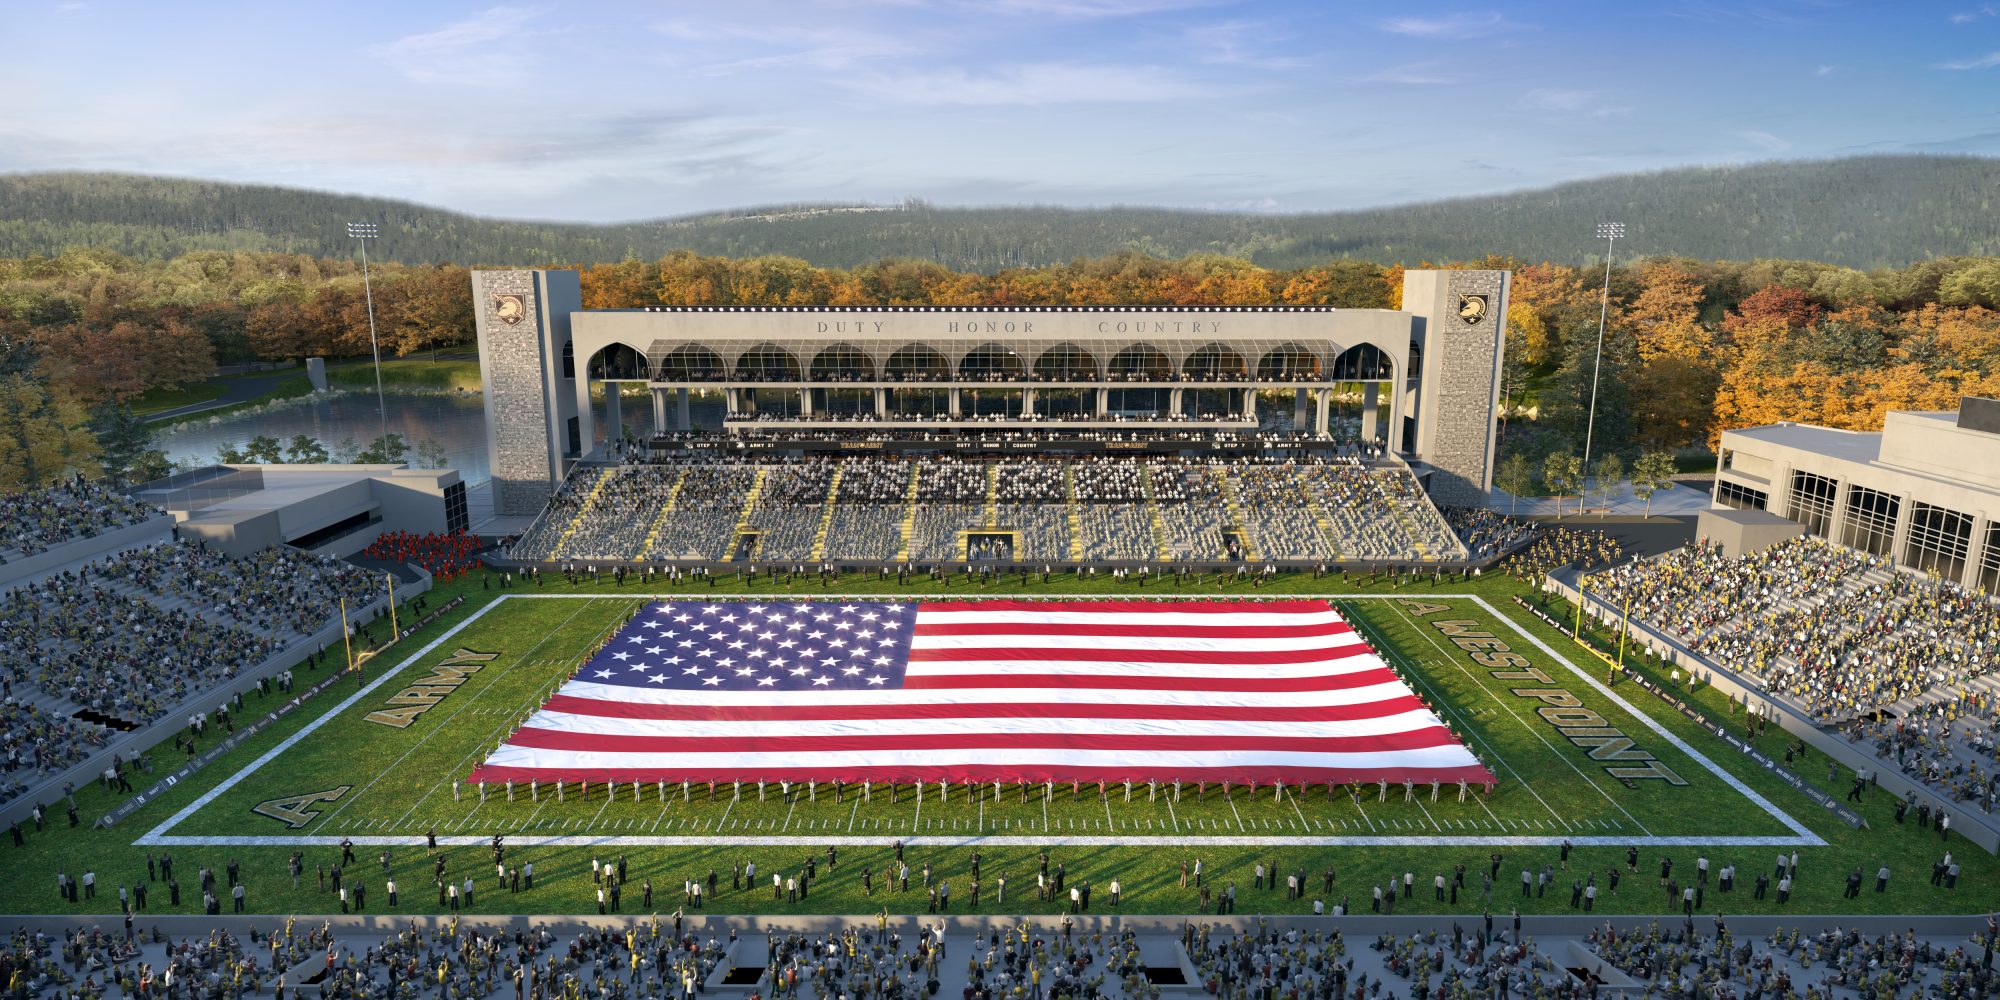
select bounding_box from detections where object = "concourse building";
[472,268,1513,516]
[1713,396,2000,592]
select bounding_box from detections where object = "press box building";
[1712,396,2000,592]
[471,268,1514,517]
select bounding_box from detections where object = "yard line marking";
[1289,797,1312,833]
[716,795,735,834]
[1104,796,1115,831]
[369,598,617,833]
[1227,795,1246,832]
[1349,791,1377,831]
[1386,599,1611,833]
[848,798,861,833]
[388,598,635,832]
[1468,593,1818,844]
[143,594,515,842]
[782,795,798,832]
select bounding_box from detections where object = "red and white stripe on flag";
[466,599,1493,788]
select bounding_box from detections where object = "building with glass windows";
[1712,397,2000,592]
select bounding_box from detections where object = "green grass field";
[10,569,1992,918]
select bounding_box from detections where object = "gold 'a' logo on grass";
[252,786,352,829]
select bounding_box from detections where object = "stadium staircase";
[1214,467,1258,561]
[1140,467,1170,561]
[636,468,688,557]
[732,469,769,560]
[894,463,921,562]
[1063,465,1084,562]
[807,465,845,562]
[549,468,616,562]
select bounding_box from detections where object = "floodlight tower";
[347,222,388,445]
[1581,221,1624,483]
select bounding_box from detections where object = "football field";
[137,592,1816,850]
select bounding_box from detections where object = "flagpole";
[387,571,399,640]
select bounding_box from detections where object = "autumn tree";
[0,374,98,489]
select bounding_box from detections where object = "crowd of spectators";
[361,532,484,583]
[1446,508,1539,561]
[509,455,1469,568]
[1584,536,2000,724]
[0,566,279,728]
[0,479,158,562]
[1843,694,2000,814]
[1583,919,1994,999]
[1502,528,1625,580]
[0,699,106,804]
[98,542,378,636]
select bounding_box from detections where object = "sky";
[5,0,1998,222]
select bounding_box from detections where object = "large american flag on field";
[466,600,1493,787]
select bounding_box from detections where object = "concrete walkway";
[1485,479,1713,519]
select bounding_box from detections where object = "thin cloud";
[372,6,543,85]
[1362,62,1456,85]
[1815,64,1835,76]
[1186,20,1310,68]
[977,0,1223,17]
[1376,12,1506,38]
[1936,51,2000,70]
[1949,4,1997,23]
[842,63,1217,106]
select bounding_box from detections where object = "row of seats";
[510,457,1465,564]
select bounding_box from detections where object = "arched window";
[1032,342,1098,381]
[1108,344,1172,381]
[587,343,649,380]
[1182,343,1246,380]
[735,342,801,381]
[1257,342,1321,380]
[1330,343,1393,381]
[810,343,875,382]
[655,344,726,381]
[958,342,1025,380]
[885,344,950,381]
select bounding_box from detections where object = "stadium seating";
[1587,536,2000,724]
[508,455,1472,566]
[0,480,158,563]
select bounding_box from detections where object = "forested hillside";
[2,155,1996,271]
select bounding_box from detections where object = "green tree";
[1590,453,1624,517]
[1542,449,1582,518]
[88,401,169,483]
[1631,450,1677,518]
[284,434,329,463]
[355,433,410,464]
[215,441,248,464]
[244,434,282,464]
[414,436,449,470]
[1496,451,1534,515]
[1539,320,1639,459]
[0,374,99,489]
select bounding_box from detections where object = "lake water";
[157,391,493,481]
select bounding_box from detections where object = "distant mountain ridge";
[1,155,1995,271]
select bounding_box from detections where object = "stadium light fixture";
[347,222,389,449]
[1581,222,1625,500]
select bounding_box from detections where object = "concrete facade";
[472,269,1511,507]
[134,465,464,557]
[1714,398,2000,591]
[474,269,581,516]
[1403,269,1511,507]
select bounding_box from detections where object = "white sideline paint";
[1464,595,1823,846]
[136,593,1822,849]
[136,834,1818,848]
